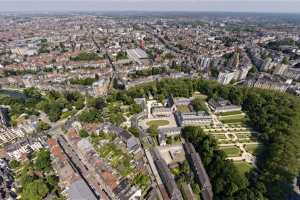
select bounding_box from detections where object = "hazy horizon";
[1,0,300,13]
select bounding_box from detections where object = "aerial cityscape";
[0,1,300,200]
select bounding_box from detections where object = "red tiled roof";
[101,171,118,190]
[47,138,57,148]
[51,146,66,161]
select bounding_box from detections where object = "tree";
[46,175,60,193]
[10,160,20,169]
[70,52,101,61]
[210,67,219,78]
[36,121,51,132]
[116,51,128,60]
[182,126,249,198]
[129,103,142,115]
[22,180,49,200]
[74,98,84,110]
[128,127,140,137]
[79,108,102,123]
[70,77,98,86]
[191,97,208,112]
[87,97,106,110]
[48,105,62,122]
[35,149,51,172]
[79,129,89,138]
[148,125,158,137]
[282,57,289,65]
[109,113,125,126]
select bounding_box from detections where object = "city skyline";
[1,0,300,13]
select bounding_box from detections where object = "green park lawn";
[236,133,251,139]
[192,92,208,100]
[220,117,246,124]
[245,144,263,155]
[219,114,245,120]
[146,120,170,128]
[220,146,241,157]
[234,161,253,175]
[213,134,227,140]
[218,111,243,116]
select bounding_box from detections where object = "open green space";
[177,105,191,112]
[218,111,243,116]
[236,134,251,139]
[234,161,253,175]
[192,92,207,100]
[146,119,169,128]
[245,144,263,155]
[206,129,226,133]
[213,134,227,139]
[218,140,234,144]
[220,146,241,157]
[220,117,246,124]
[219,114,245,120]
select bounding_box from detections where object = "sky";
[1,0,300,13]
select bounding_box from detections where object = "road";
[91,30,116,92]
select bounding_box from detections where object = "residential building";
[158,127,182,146]
[273,64,288,75]
[151,148,183,200]
[98,123,140,152]
[175,111,213,127]
[5,135,48,160]
[183,143,213,200]
[217,71,236,85]
[208,99,241,114]
[151,107,172,117]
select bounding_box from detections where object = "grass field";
[220,117,246,124]
[213,134,227,139]
[236,134,252,140]
[220,146,241,157]
[146,120,170,127]
[245,144,263,155]
[234,161,253,175]
[218,111,243,116]
[219,114,245,120]
[192,92,207,100]
[177,105,191,113]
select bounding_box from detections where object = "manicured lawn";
[236,134,251,139]
[146,120,169,127]
[213,134,227,139]
[177,105,190,113]
[218,111,243,116]
[192,92,207,100]
[234,161,253,175]
[245,144,263,155]
[220,146,241,157]
[220,117,246,124]
[219,114,245,120]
